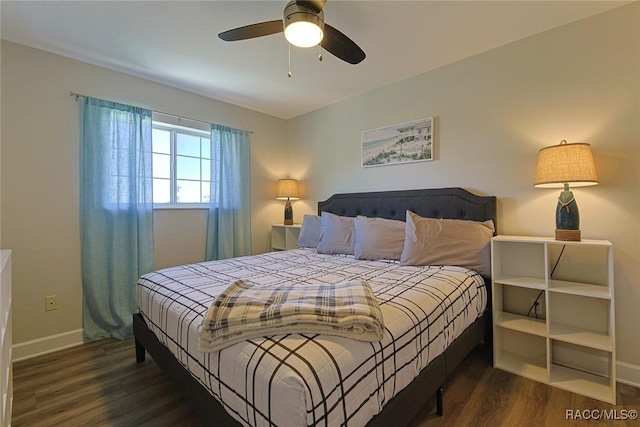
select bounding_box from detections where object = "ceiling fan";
[218,0,366,65]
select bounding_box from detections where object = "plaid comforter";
[136,248,486,427]
[199,279,384,351]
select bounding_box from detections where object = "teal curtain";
[80,96,154,341]
[206,124,252,260]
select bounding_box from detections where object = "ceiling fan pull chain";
[288,43,292,77]
[318,45,323,62]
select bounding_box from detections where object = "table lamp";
[276,178,300,225]
[534,140,598,241]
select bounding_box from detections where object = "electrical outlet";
[530,297,541,317]
[45,295,58,311]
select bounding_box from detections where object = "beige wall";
[0,40,288,344]
[288,4,640,371]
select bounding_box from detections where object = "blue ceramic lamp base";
[555,186,581,241]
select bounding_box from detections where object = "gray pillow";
[399,210,494,277]
[316,212,355,255]
[297,214,321,248]
[354,216,405,261]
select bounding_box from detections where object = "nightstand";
[271,224,301,251]
[491,235,615,404]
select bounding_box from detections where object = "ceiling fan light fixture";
[285,20,323,48]
[283,1,324,48]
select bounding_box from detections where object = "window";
[152,119,211,205]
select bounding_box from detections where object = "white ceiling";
[0,1,629,119]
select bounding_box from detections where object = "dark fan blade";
[295,0,326,13]
[218,20,283,42]
[321,23,365,64]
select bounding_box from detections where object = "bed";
[133,187,497,426]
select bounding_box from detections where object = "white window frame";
[152,113,211,209]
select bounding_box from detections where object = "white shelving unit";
[491,236,615,404]
[1,250,12,427]
[271,224,301,251]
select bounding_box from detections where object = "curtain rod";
[69,91,253,134]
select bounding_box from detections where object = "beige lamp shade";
[276,178,300,200]
[534,141,599,188]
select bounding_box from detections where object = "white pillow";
[317,212,355,255]
[399,210,494,277]
[354,216,405,261]
[297,214,321,248]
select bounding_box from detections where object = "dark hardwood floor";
[12,339,640,427]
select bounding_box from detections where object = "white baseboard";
[617,360,640,388]
[12,329,84,362]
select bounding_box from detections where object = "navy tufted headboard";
[317,187,497,232]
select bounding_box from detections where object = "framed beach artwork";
[362,117,434,167]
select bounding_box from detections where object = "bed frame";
[134,187,496,426]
